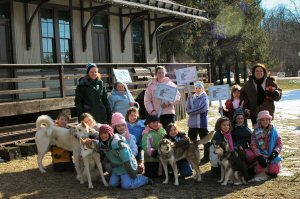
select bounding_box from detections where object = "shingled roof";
[93,0,209,21]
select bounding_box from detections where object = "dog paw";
[217,179,223,183]
[80,180,84,184]
[174,182,179,186]
[88,185,94,189]
[162,180,168,184]
[221,182,227,186]
[103,183,109,187]
[39,169,46,173]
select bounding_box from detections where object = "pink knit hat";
[257,110,272,121]
[111,112,130,140]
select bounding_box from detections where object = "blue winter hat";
[86,63,97,74]
[194,81,204,89]
[233,108,244,120]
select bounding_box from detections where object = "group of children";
[51,79,283,189]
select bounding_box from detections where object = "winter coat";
[186,92,209,128]
[212,130,234,151]
[231,125,252,149]
[142,126,166,162]
[108,88,135,117]
[101,134,138,176]
[127,120,145,147]
[241,76,282,124]
[251,125,283,164]
[144,77,180,115]
[75,76,111,123]
[223,99,247,122]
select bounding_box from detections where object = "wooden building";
[0,0,209,145]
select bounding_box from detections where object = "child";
[186,81,210,163]
[142,114,166,178]
[126,107,145,173]
[111,112,138,157]
[80,112,100,138]
[209,117,234,176]
[97,124,150,189]
[221,84,249,123]
[164,123,193,177]
[231,108,256,164]
[251,110,283,177]
[108,82,137,117]
[51,112,74,172]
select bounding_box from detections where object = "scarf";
[222,131,234,151]
[253,76,265,106]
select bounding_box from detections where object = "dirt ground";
[0,105,299,199]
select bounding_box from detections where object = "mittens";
[257,156,268,168]
[268,150,279,160]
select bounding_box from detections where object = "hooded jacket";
[75,76,111,123]
[144,77,181,115]
[108,88,135,117]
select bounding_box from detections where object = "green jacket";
[142,127,166,162]
[104,134,138,177]
[75,76,111,123]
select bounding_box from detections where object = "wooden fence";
[0,63,210,146]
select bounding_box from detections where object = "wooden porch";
[0,63,209,146]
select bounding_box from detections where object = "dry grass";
[0,105,299,199]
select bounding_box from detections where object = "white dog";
[35,115,91,180]
[80,138,109,188]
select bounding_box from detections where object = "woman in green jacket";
[75,63,111,123]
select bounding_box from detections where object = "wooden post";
[59,65,66,98]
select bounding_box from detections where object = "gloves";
[268,150,279,160]
[257,156,268,168]
[151,149,158,158]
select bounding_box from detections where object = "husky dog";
[213,141,248,186]
[35,115,91,180]
[158,131,215,186]
[79,138,108,188]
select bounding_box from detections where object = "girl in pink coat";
[144,66,181,130]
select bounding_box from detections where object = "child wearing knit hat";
[142,114,166,178]
[111,112,138,157]
[97,124,151,189]
[186,81,210,163]
[251,110,283,178]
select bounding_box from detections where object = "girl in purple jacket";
[186,81,210,163]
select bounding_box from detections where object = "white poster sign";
[277,72,285,78]
[208,84,231,101]
[175,66,198,85]
[155,84,178,102]
[113,69,132,83]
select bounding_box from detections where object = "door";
[92,29,109,63]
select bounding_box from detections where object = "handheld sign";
[113,69,132,83]
[208,84,230,116]
[175,66,198,108]
[277,72,285,78]
[155,84,178,117]
[175,66,198,85]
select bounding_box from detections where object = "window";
[132,21,145,63]
[40,8,72,63]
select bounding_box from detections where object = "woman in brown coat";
[241,63,282,126]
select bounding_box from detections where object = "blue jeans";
[109,173,149,189]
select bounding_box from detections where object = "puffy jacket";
[186,92,209,128]
[108,88,135,117]
[75,77,111,123]
[127,120,145,147]
[144,77,180,115]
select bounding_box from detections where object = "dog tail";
[36,115,54,137]
[195,131,215,145]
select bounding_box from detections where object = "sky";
[261,0,297,10]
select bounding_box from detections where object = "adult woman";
[75,63,111,124]
[241,63,282,125]
[144,66,181,130]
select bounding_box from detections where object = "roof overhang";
[93,0,209,22]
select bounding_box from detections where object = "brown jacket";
[241,76,282,125]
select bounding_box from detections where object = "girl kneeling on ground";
[97,124,150,189]
[251,110,283,177]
